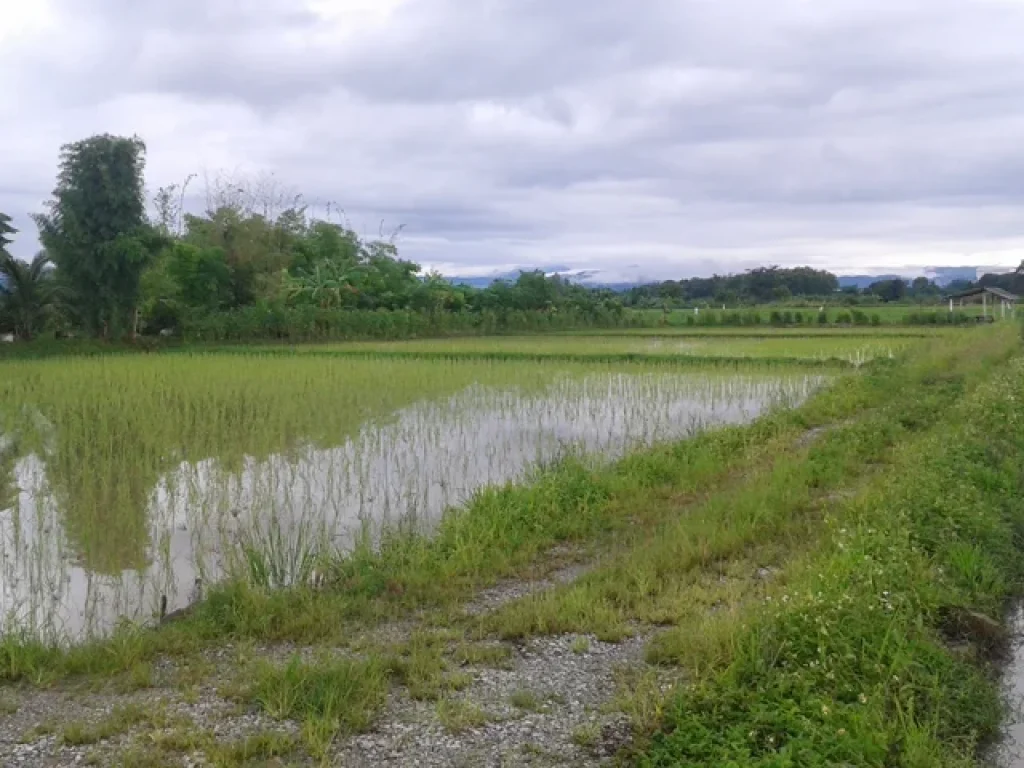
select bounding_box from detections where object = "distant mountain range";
[445,265,988,291]
[447,265,635,290]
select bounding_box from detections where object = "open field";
[1,326,1023,766]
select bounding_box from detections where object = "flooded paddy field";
[303,333,913,365]
[0,354,827,643]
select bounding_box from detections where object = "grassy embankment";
[1,327,1021,765]
[635,333,1024,766]
[476,327,1024,766]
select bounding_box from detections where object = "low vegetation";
[641,343,1024,766]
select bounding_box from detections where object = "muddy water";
[0,371,825,643]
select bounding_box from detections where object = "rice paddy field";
[2,324,1024,767]
[0,354,824,641]
[290,334,916,367]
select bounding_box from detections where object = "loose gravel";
[0,558,675,767]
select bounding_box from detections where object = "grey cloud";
[3,0,1024,274]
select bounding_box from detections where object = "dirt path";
[0,556,675,767]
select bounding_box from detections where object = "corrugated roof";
[946,286,1019,301]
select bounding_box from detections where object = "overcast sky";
[3,0,1024,280]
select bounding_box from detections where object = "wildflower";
[822,705,831,716]
[859,693,868,704]
[837,728,847,736]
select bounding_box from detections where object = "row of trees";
[3,132,1021,341]
[621,267,840,307]
[1,134,635,341]
[620,269,965,309]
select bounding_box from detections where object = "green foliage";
[248,654,388,743]
[32,134,161,337]
[22,134,996,341]
[867,277,907,302]
[624,267,839,307]
[640,347,1024,767]
[0,251,56,339]
[0,211,16,252]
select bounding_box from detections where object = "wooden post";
[949,298,953,313]
[983,292,988,318]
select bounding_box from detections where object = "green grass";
[59,703,181,747]
[636,344,1024,765]
[435,697,491,733]
[508,688,546,712]
[481,330,1013,645]
[245,653,388,756]
[300,334,914,365]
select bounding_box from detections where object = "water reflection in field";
[0,364,825,642]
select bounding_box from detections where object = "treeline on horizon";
[622,268,1024,308]
[0,133,1018,343]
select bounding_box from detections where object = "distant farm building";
[946,286,1019,320]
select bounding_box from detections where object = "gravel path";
[332,632,670,767]
[0,555,673,767]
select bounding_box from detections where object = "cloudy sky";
[3,0,1024,280]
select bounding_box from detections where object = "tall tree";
[32,134,159,337]
[0,251,55,339]
[0,212,15,254]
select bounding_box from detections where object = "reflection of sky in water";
[0,372,825,642]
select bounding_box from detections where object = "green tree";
[33,134,160,337]
[868,278,907,302]
[0,251,56,339]
[0,211,15,253]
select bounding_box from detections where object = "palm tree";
[0,251,55,340]
[0,212,15,251]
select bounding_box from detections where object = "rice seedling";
[0,353,827,643]
[299,334,915,364]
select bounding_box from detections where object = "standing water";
[995,607,1024,766]
[0,366,826,643]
